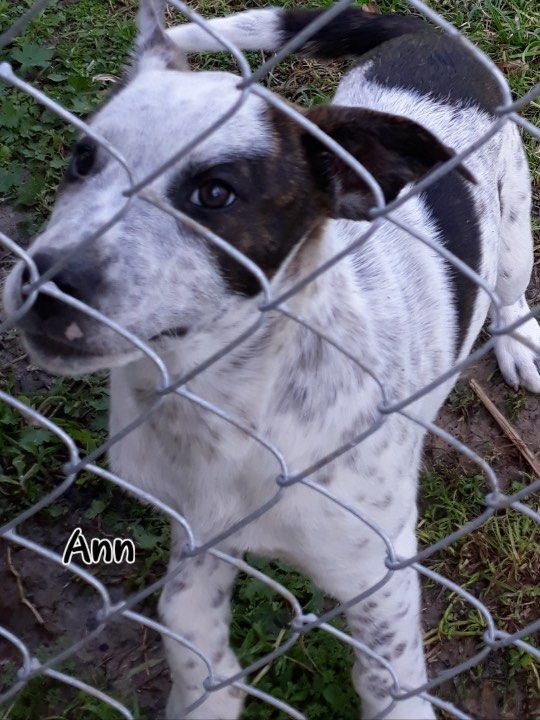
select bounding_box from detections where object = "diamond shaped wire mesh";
[0,1,538,718]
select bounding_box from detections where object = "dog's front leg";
[346,568,434,718]
[158,547,242,720]
[343,524,434,720]
[310,516,434,719]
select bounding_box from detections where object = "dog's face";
[4,71,322,375]
[3,5,464,376]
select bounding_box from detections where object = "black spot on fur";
[345,450,361,472]
[167,110,326,297]
[393,641,407,657]
[168,100,472,296]
[211,588,226,608]
[365,672,390,699]
[420,170,481,355]
[397,423,408,444]
[498,178,504,217]
[212,648,225,664]
[281,8,427,59]
[374,631,396,647]
[168,578,186,596]
[281,8,503,112]
[298,332,326,372]
[372,492,393,510]
[277,377,309,417]
[361,31,504,113]
[395,604,410,619]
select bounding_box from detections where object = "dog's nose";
[21,252,78,321]
[21,251,86,322]
[18,247,102,330]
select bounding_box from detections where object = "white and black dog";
[3,1,540,718]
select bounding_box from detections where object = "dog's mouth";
[23,323,189,367]
[149,326,189,342]
[21,329,143,375]
[25,330,105,360]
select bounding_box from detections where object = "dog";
[3,1,540,717]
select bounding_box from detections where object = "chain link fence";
[0,0,539,718]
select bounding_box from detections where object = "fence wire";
[0,0,539,718]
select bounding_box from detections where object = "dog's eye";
[190,180,236,209]
[68,139,96,180]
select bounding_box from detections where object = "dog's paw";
[494,317,540,393]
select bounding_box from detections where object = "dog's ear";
[302,105,474,220]
[133,0,187,73]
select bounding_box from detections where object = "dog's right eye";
[67,139,97,180]
[190,180,236,209]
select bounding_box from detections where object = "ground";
[0,0,539,719]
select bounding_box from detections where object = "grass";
[0,0,539,718]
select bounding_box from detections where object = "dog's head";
[3,0,463,376]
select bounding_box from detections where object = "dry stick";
[251,627,287,686]
[469,378,540,477]
[6,546,45,625]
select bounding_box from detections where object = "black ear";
[133,0,187,74]
[302,105,474,220]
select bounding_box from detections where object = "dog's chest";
[110,229,465,536]
[114,318,430,540]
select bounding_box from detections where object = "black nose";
[21,252,81,322]
[19,247,102,329]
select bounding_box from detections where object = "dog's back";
[169,7,523,366]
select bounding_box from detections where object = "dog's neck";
[111,219,390,492]
[122,219,378,410]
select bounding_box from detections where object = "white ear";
[133,0,187,73]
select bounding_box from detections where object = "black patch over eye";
[67,138,97,180]
[190,180,236,209]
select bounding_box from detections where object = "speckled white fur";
[3,6,540,720]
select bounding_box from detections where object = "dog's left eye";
[190,180,236,209]
[68,139,97,180]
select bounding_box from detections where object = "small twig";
[92,73,120,84]
[6,546,45,625]
[142,624,150,677]
[470,378,540,477]
[251,627,287,686]
[1,352,27,369]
